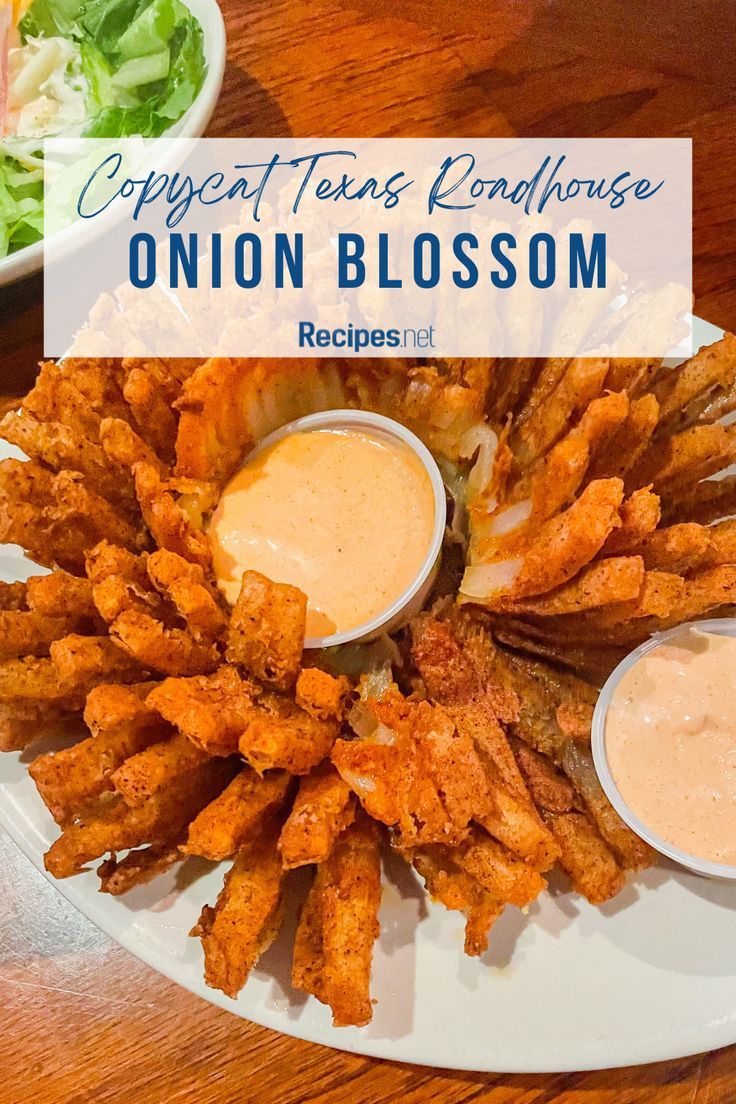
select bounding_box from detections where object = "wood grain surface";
[2,1,736,1100]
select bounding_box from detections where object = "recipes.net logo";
[298,321,437,352]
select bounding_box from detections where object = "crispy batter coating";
[450,828,546,909]
[0,699,83,752]
[133,461,212,570]
[85,679,157,728]
[51,633,150,692]
[514,390,628,527]
[111,731,208,806]
[411,614,518,724]
[146,548,228,644]
[25,571,97,619]
[86,543,171,634]
[654,332,736,431]
[664,474,736,527]
[45,758,236,878]
[703,519,736,570]
[543,811,625,905]
[194,816,286,999]
[295,667,351,721]
[555,702,594,742]
[0,410,135,507]
[628,423,736,497]
[100,416,169,477]
[560,741,654,872]
[0,580,27,610]
[0,456,55,507]
[34,357,130,425]
[410,615,556,868]
[240,691,338,775]
[497,556,645,617]
[588,394,660,482]
[110,609,221,677]
[0,656,54,705]
[464,895,507,957]
[86,542,149,587]
[462,478,624,604]
[477,781,559,872]
[625,523,712,575]
[121,358,200,462]
[571,390,630,465]
[511,478,625,600]
[333,691,492,850]
[513,734,638,899]
[279,762,355,868]
[292,813,382,1027]
[291,868,325,998]
[526,435,591,523]
[514,358,609,464]
[664,565,736,625]
[55,470,141,547]
[553,570,686,634]
[412,845,502,957]
[148,666,258,755]
[90,572,163,626]
[22,360,104,439]
[0,461,141,572]
[94,572,159,625]
[604,357,662,396]
[600,487,662,555]
[98,839,184,895]
[0,656,83,710]
[175,359,349,485]
[30,682,168,824]
[448,618,595,762]
[226,570,306,691]
[316,812,382,1027]
[182,769,292,861]
[0,610,93,662]
[511,738,578,814]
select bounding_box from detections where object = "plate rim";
[3,772,735,1074]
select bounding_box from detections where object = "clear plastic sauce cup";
[592,617,736,880]
[229,409,447,651]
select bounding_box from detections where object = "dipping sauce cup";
[209,409,447,651]
[592,617,736,880]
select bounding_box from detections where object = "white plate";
[2,316,736,1073]
[0,0,226,287]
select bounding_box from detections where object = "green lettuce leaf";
[78,0,145,53]
[156,16,204,121]
[7,0,208,253]
[0,152,45,258]
[19,0,84,39]
[81,0,206,138]
[117,0,179,59]
[80,40,130,111]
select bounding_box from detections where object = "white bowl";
[592,617,736,880]
[0,0,226,288]
[226,409,447,651]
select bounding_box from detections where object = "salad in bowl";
[0,0,225,280]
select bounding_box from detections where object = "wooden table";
[2,1,736,1100]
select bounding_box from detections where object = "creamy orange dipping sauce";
[606,629,736,864]
[209,426,437,639]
